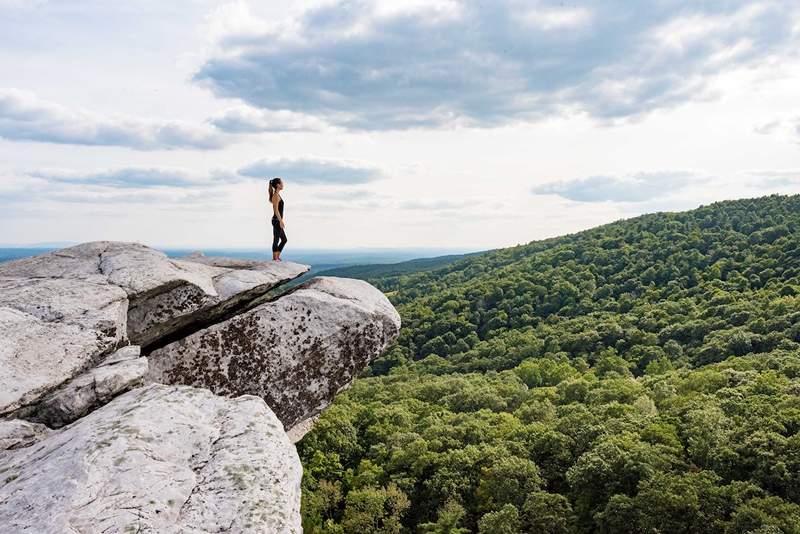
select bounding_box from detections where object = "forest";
[298,194,800,533]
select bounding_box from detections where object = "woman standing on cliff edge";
[268,177,287,261]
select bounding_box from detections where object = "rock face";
[0,242,400,532]
[0,275,128,416]
[0,242,308,417]
[12,345,148,428]
[147,277,402,430]
[0,385,302,533]
[0,420,50,451]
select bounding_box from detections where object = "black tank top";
[272,196,284,221]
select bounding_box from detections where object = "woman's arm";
[272,195,285,228]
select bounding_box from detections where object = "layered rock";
[0,242,308,417]
[0,276,128,416]
[147,277,401,430]
[0,420,50,451]
[12,345,148,428]
[0,384,302,533]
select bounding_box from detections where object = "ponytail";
[268,177,281,201]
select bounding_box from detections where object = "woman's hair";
[268,177,282,200]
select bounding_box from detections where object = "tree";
[340,484,409,534]
[419,499,470,534]
[477,504,520,534]
[521,492,575,534]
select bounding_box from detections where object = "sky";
[1,0,799,250]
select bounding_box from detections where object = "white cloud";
[521,6,592,31]
[29,167,240,188]
[209,105,328,133]
[0,167,233,209]
[754,120,781,135]
[0,88,230,150]
[532,172,708,203]
[748,169,800,188]
[238,157,385,185]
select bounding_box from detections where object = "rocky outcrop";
[0,384,302,533]
[0,242,308,417]
[148,277,401,430]
[0,242,400,532]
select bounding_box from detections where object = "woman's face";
[278,180,285,191]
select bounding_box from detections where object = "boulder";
[0,242,308,417]
[95,243,308,347]
[147,277,401,430]
[0,384,302,533]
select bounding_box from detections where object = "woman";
[268,177,287,261]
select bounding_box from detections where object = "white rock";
[0,278,127,416]
[147,277,401,429]
[0,420,50,450]
[286,414,320,444]
[0,242,309,416]
[99,344,142,366]
[0,384,302,534]
[14,346,148,428]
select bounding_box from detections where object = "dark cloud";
[533,172,704,202]
[238,157,384,185]
[0,89,229,150]
[194,0,798,130]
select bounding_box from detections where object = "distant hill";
[299,194,800,533]
[314,250,489,287]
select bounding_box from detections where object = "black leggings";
[272,220,287,252]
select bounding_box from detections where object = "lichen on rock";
[147,276,401,430]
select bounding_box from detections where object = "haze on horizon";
[1,0,799,250]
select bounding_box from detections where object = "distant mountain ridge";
[315,250,489,283]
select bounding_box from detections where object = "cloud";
[209,105,328,133]
[398,199,473,211]
[313,189,377,200]
[237,157,384,185]
[754,120,781,135]
[748,170,800,188]
[533,172,705,202]
[0,168,231,208]
[28,167,240,189]
[0,88,229,150]
[194,0,799,130]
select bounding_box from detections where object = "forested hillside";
[298,194,800,533]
